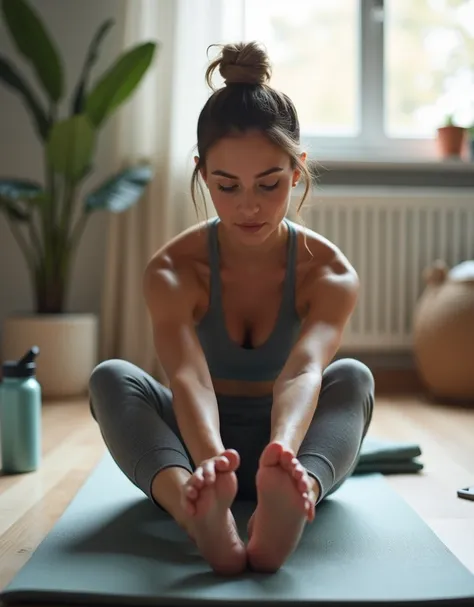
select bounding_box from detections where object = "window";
[243,0,474,161]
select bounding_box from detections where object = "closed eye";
[260,181,279,191]
[217,181,280,193]
[217,184,238,193]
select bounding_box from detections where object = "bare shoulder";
[292,220,359,314]
[143,221,211,319]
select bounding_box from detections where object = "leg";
[89,359,246,575]
[89,358,193,511]
[297,358,375,504]
[247,358,374,571]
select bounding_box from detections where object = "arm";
[143,257,225,466]
[270,256,359,454]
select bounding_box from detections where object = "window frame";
[242,0,442,162]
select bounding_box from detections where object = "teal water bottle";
[0,346,42,473]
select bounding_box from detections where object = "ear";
[292,151,307,187]
[195,155,207,183]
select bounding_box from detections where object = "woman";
[89,41,374,576]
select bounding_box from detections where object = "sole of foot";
[247,442,317,572]
[183,449,247,576]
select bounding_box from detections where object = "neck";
[217,220,288,268]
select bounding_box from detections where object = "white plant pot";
[2,313,98,399]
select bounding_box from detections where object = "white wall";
[0,0,127,350]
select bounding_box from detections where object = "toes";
[222,449,240,470]
[201,461,216,484]
[214,456,229,473]
[280,450,295,470]
[293,468,305,482]
[191,467,205,488]
[181,488,197,515]
[297,477,310,494]
[247,511,256,539]
[185,485,199,500]
[291,461,305,479]
[260,442,283,466]
[306,500,316,522]
[288,462,312,497]
[300,491,315,522]
[185,501,196,516]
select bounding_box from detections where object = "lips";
[236,222,265,233]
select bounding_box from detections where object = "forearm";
[170,378,225,465]
[270,371,322,453]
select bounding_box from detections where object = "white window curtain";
[99,0,245,380]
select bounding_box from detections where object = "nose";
[237,193,260,216]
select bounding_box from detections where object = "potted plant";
[436,114,466,159]
[468,126,474,161]
[0,0,157,397]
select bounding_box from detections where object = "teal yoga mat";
[1,441,473,607]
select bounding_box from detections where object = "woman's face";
[197,130,305,245]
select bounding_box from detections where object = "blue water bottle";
[0,346,42,473]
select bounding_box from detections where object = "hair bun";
[207,41,272,87]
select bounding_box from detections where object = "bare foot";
[246,442,318,572]
[181,449,246,575]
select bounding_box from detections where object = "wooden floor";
[0,393,474,595]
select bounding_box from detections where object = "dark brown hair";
[191,41,314,221]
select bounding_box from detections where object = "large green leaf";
[1,0,63,102]
[46,115,96,181]
[0,56,50,140]
[0,179,43,221]
[85,42,156,128]
[84,165,154,213]
[0,195,30,221]
[0,178,43,200]
[71,18,115,116]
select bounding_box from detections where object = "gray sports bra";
[195,217,302,382]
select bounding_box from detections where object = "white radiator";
[295,187,474,351]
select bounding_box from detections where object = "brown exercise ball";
[413,259,474,403]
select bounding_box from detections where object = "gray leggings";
[88,358,374,507]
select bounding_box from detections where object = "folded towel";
[354,436,423,474]
[354,460,424,474]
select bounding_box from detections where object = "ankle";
[308,475,321,504]
[151,466,191,527]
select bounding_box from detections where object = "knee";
[323,358,375,429]
[325,358,375,395]
[89,358,134,398]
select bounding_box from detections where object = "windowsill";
[307,155,474,188]
[294,184,474,198]
[316,157,474,172]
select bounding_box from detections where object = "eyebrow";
[211,166,283,179]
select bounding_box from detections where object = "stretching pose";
[89,41,374,576]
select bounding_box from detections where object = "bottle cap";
[2,346,40,378]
